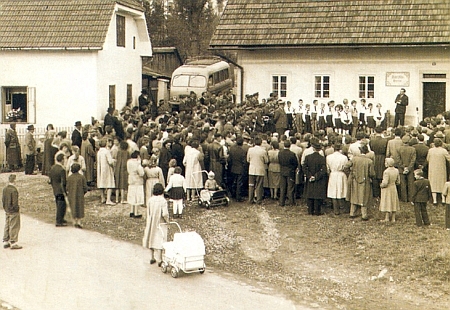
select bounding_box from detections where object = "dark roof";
[0,0,143,49]
[142,47,183,78]
[210,0,450,49]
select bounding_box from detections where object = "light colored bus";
[170,58,233,101]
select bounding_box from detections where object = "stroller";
[191,170,230,209]
[160,222,206,278]
[198,189,229,209]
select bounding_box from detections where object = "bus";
[170,58,233,102]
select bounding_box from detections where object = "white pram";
[160,222,206,278]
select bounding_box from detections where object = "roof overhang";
[210,43,450,50]
[0,46,102,51]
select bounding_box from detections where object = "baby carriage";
[160,222,206,278]
[198,189,229,209]
[194,170,230,209]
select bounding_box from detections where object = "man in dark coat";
[303,140,328,215]
[278,140,298,207]
[71,121,82,149]
[411,169,432,227]
[206,133,226,188]
[171,135,184,174]
[49,153,67,227]
[273,101,288,137]
[24,124,36,175]
[104,108,124,140]
[412,134,429,175]
[228,137,247,201]
[369,126,388,198]
[4,123,21,171]
[394,88,408,127]
[159,139,173,183]
[395,135,416,202]
[138,89,150,112]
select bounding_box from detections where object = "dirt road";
[0,212,304,310]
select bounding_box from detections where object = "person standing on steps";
[394,88,408,127]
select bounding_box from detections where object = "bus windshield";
[172,75,206,88]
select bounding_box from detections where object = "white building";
[210,0,450,125]
[0,0,152,128]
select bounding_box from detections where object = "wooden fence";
[0,126,73,168]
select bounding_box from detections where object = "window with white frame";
[272,75,287,98]
[315,75,330,98]
[1,86,35,123]
[359,76,375,98]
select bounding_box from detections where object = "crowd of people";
[3,87,450,257]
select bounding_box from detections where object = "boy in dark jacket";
[2,174,22,249]
[411,169,432,227]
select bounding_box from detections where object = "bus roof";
[172,61,230,76]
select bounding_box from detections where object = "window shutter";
[27,87,36,124]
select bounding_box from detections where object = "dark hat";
[75,121,82,127]
[311,142,322,149]
[27,124,34,130]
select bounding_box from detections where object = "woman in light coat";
[379,158,400,222]
[97,139,115,205]
[267,141,280,199]
[142,183,169,266]
[326,143,348,215]
[127,150,145,218]
[426,138,449,205]
[183,140,204,201]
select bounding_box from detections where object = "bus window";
[208,75,213,87]
[172,75,190,87]
[189,75,206,88]
[214,72,220,84]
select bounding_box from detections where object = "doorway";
[423,82,446,119]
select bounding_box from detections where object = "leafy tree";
[143,0,224,59]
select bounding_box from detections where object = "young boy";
[411,169,432,227]
[3,174,22,249]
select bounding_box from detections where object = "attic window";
[116,15,125,47]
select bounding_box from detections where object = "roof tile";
[0,0,142,49]
[210,0,450,48]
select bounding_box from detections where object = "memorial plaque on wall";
[386,72,410,87]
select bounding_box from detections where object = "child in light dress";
[164,167,186,218]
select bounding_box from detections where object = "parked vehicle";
[169,57,233,108]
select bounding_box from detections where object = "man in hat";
[139,89,150,112]
[394,88,409,127]
[4,123,21,171]
[395,134,416,202]
[24,124,36,175]
[303,140,328,215]
[71,121,82,149]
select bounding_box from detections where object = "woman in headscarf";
[183,139,204,201]
[379,158,400,223]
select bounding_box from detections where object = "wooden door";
[423,82,446,119]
